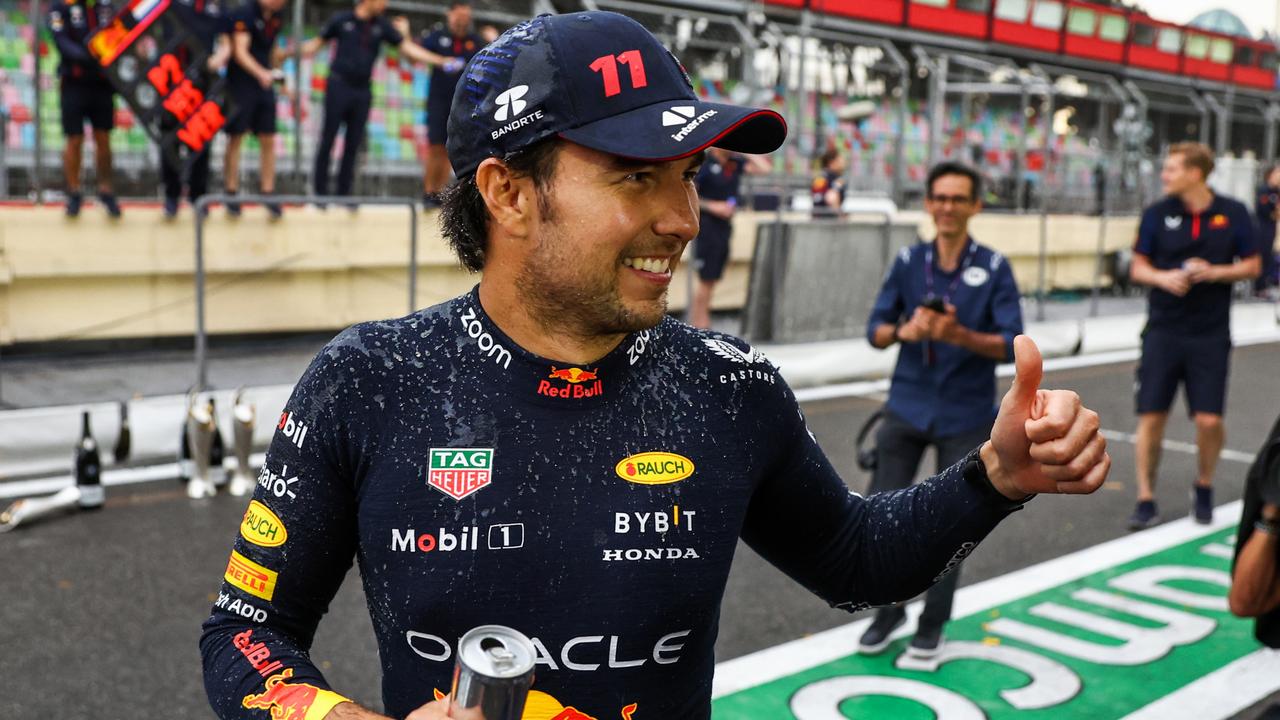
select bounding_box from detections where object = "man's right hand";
[896,308,933,342]
[1158,269,1191,297]
[256,67,274,89]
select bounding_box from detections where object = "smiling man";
[201,12,1111,720]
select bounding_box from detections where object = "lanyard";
[924,239,977,304]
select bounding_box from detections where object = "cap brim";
[558,99,787,163]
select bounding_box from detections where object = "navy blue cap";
[446,11,787,177]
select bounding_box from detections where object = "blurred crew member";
[200,14,1108,719]
[1229,411,1280,655]
[1128,142,1261,529]
[860,161,1024,658]
[810,148,845,218]
[223,0,287,219]
[418,0,482,206]
[689,148,768,329]
[1255,164,1280,295]
[161,0,231,219]
[300,0,461,202]
[48,0,122,218]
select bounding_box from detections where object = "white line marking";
[1117,647,1280,720]
[792,336,1280,403]
[712,500,1244,698]
[0,454,267,500]
[1099,428,1256,464]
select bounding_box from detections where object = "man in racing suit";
[201,12,1111,720]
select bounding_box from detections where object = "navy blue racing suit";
[201,287,1027,719]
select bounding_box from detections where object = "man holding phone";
[860,161,1024,657]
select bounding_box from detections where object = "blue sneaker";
[1128,500,1159,531]
[163,196,179,219]
[1192,486,1213,525]
[65,192,83,218]
[98,192,122,218]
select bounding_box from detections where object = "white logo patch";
[662,105,696,127]
[963,266,990,287]
[493,85,529,122]
[702,338,764,365]
[1164,216,1182,230]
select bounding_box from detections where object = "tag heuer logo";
[662,105,696,127]
[427,448,494,501]
[494,85,529,122]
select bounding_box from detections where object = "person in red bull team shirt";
[201,12,1111,720]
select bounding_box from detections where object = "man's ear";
[475,158,534,239]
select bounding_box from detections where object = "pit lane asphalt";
[2,343,1277,718]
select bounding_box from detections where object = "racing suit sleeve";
[200,332,365,719]
[740,373,1026,612]
[48,7,94,64]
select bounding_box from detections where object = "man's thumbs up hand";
[982,335,1111,500]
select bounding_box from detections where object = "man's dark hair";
[819,148,841,170]
[438,140,561,272]
[449,0,470,7]
[926,161,982,201]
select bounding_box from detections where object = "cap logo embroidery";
[662,106,695,127]
[494,85,529,122]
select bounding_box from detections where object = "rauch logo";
[614,452,695,485]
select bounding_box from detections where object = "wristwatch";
[1257,517,1280,536]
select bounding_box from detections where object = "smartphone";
[920,295,946,313]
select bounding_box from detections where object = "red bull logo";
[538,367,603,400]
[242,668,350,720]
[522,690,637,720]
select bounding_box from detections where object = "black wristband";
[1256,518,1280,536]
[963,447,1033,511]
[891,322,902,344]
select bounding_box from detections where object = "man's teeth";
[623,257,671,273]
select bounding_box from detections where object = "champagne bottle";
[112,400,132,465]
[75,410,104,509]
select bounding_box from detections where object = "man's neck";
[477,278,628,365]
[1181,184,1214,214]
[934,233,969,272]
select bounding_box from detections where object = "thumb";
[1004,335,1043,416]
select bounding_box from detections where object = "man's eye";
[625,172,652,183]
[684,169,701,182]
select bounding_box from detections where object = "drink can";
[450,625,537,720]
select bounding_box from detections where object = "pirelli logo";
[225,550,277,601]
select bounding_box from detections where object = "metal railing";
[191,193,419,391]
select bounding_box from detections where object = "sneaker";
[1128,500,1159,530]
[421,192,440,210]
[65,192,83,218]
[1192,486,1213,525]
[857,610,905,655]
[225,192,241,217]
[264,200,283,220]
[907,624,945,659]
[163,196,180,219]
[98,192,122,218]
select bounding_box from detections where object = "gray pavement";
[2,342,1278,718]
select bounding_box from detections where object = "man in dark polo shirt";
[417,0,482,207]
[688,147,768,328]
[1255,163,1280,296]
[48,0,122,218]
[223,0,286,219]
[1128,142,1261,530]
[301,0,461,203]
[859,161,1024,658]
[811,148,846,218]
